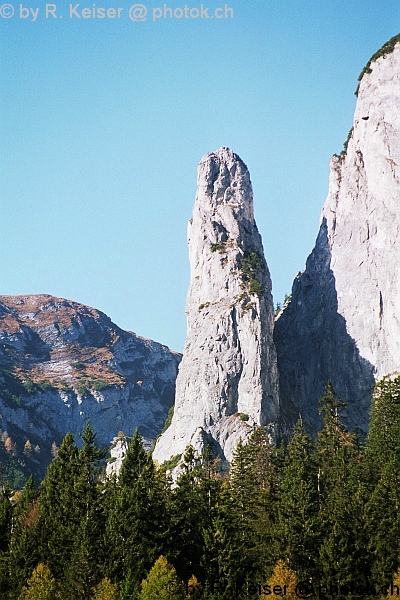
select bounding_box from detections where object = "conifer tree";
[366,376,400,479]
[202,478,236,598]
[62,517,101,600]
[316,383,370,595]
[104,429,168,598]
[36,423,105,598]
[169,444,222,589]
[365,376,400,586]
[12,475,38,523]
[118,428,149,487]
[317,381,347,457]
[0,483,13,595]
[36,432,80,579]
[196,444,225,588]
[61,422,106,600]
[202,433,272,598]
[0,483,13,552]
[277,420,319,580]
[8,475,41,599]
[248,428,279,576]
[138,555,186,600]
[365,457,400,589]
[365,377,400,589]
[230,430,278,587]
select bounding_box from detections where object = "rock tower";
[153,147,279,463]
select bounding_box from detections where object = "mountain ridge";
[0,293,180,481]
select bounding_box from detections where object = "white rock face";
[106,434,153,477]
[274,42,400,433]
[324,45,400,379]
[106,437,128,477]
[153,147,279,463]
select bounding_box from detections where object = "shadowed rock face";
[153,147,279,464]
[274,41,400,436]
[0,294,180,478]
[274,221,375,436]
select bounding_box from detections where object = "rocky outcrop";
[153,147,279,464]
[106,435,128,477]
[106,432,153,477]
[0,294,180,478]
[274,38,400,435]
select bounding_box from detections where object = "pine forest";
[2,378,400,600]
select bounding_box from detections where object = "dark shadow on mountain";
[274,218,375,438]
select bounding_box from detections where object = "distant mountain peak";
[0,294,180,482]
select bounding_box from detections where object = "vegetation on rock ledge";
[355,33,400,95]
[240,252,263,297]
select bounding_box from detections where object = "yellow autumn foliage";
[267,559,298,600]
[91,577,119,600]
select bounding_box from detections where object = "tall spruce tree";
[277,420,320,581]
[61,422,106,600]
[366,376,400,479]
[103,429,168,599]
[202,481,237,600]
[0,482,13,551]
[168,444,224,592]
[365,377,400,590]
[243,428,278,580]
[0,483,13,594]
[202,431,275,599]
[7,476,41,600]
[316,383,370,597]
[36,432,80,580]
[365,457,400,590]
[168,445,210,587]
[36,423,105,599]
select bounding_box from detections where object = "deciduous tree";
[18,563,59,600]
[138,555,185,600]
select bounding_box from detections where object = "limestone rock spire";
[153,147,279,463]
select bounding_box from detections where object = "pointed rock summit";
[153,147,279,463]
[275,36,400,434]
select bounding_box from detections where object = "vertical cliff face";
[274,39,400,434]
[153,147,279,463]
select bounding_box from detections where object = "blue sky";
[1,0,399,352]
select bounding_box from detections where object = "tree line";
[1,377,400,599]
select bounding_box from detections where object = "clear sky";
[1,0,399,352]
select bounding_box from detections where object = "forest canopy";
[1,378,400,599]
